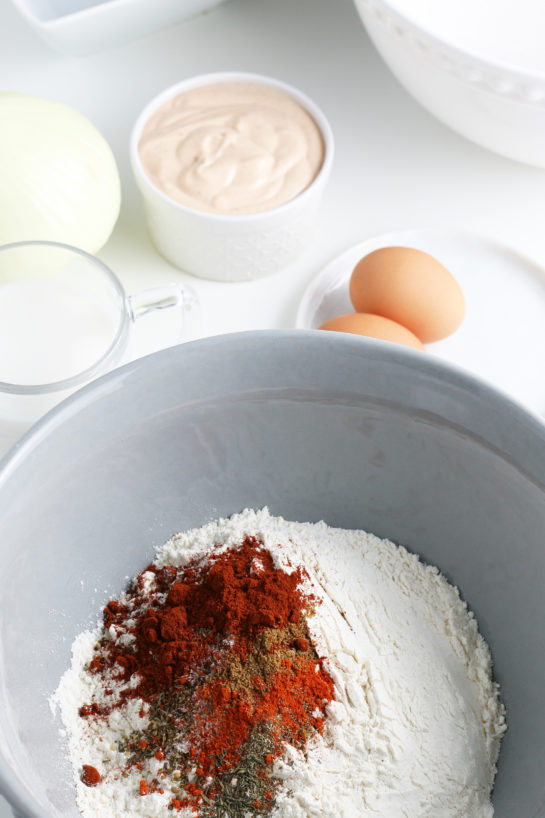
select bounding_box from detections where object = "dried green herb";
[202,728,277,818]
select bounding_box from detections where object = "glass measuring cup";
[0,240,199,453]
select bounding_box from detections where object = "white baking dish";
[9,0,230,56]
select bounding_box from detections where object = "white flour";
[53,508,505,818]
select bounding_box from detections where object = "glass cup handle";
[127,283,200,344]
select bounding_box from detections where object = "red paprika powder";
[81,765,101,787]
[80,536,335,816]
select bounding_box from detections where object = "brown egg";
[318,313,424,350]
[349,247,465,343]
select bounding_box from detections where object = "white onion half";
[0,93,121,255]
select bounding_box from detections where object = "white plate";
[297,229,545,415]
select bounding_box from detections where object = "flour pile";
[53,508,505,817]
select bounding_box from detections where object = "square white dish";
[9,0,230,55]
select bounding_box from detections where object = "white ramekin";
[130,72,334,282]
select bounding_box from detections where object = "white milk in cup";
[0,241,198,454]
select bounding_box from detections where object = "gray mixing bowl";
[0,330,544,818]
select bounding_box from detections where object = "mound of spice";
[77,536,335,816]
[56,510,506,818]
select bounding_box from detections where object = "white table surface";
[2,0,545,813]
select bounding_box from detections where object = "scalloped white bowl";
[354,0,545,167]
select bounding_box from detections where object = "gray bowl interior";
[0,331,544,818]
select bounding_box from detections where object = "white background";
[2,0,545,813]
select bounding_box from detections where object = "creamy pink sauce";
[138,82,325,216]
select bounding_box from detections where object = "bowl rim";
[2,329,545,485]
[355,0,545,96]
[129,71,335,223]
[1,329,545,818]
